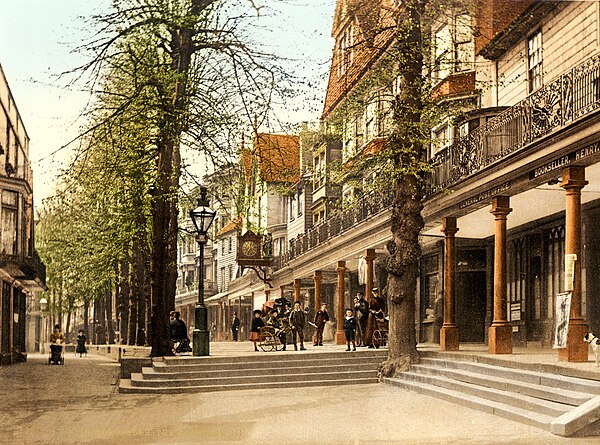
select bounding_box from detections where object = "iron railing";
[278,188,394,265]
[426,53,600,195]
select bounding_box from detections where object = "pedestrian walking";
[354,292,369,346]
[314,303,329,346]
[343,308,357,351]
[289,301,307,351]
[365,288,385,348]
[250,309,265,352]
[76,329,87,357]
[231,312,240,341]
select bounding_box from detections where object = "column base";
[192,329,210,356]
[489,324,513,354]
[440,325,460,351]
[558,320,589,363]
[336,330,346,345]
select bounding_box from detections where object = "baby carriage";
[48,342,64,365]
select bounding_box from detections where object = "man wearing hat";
[364,287,385,347]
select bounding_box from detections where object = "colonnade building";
[178,1,600,361]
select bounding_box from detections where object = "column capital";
[365,248,376,261]
[314,270,323,280]
[336,260,346,272]
[441,216,459,236]
[490,196,512,217]
[561,166,588,190]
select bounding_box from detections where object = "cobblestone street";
[2,351,600,444]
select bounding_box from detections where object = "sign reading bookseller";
[530,141,600,180]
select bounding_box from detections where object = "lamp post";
[189,186,216,356]
[39,297,48,354]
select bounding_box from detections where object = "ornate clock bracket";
[241,265,273,287]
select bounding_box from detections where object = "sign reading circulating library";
[553,292,572,349]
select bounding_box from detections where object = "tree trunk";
[149,20,195,357]
[119,258,130,344]
[105,287,115,344]
[380,0,425,378]
[83,300,89,341]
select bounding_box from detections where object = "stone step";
[415,360,592,406]
[421,357,600,395]
[160,349,387,366]
[119,377,378,394]
[143,362,378,380]
[383,377,555,430]
[130,369,376,388]
[400,370,570,417]
[153,355,384,373]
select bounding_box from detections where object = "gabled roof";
[322,0,398,119]
[216,216,243,238]
[242,133,300,184]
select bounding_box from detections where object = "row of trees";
[36,0,289,355]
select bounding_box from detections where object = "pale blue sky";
[0,0,335,202]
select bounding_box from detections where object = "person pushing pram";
[49,324,65,365]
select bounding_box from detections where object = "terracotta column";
[279,285,286,302]
[489,196,513,354]
[365,249,376,301]
[314,271,323,310]
[265,289,270,303]
[559,166,589,362]
[440,216,460,351]
[217,302,223,342]
[238,298,243,340]
[227,300,231,341]
[335,261,347,345]
[294,278,302,303]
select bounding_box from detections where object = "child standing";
[343,308,357,351]
[76,329,87,357]
[250,309,265,352]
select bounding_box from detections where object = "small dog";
[583,333,600,366]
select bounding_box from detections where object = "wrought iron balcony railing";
[426,53,600,196]
[278,188,394,265]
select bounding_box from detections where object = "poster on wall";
[565,254,577,292]
[553,291,572,349]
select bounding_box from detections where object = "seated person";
[266,309,287,351]
[170,311,191,353]
[50,324,64,362]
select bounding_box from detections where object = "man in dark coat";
[289,301,307,351]
[313,303,329,346]
[170,311,191,353]
[365,288,385,348]
[354,292,369,346]
[231,312,240,341]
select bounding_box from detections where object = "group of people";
[250,300,315,352]
[249,287,386,352]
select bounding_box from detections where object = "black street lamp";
[189,186,216,356]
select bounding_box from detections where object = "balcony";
[280,188,393,264]
[426,53,600,196]
[0,250,46,291]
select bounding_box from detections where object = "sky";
[0,0,336,205]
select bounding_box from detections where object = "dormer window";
[433,13,474,82]
[337,25,354,77]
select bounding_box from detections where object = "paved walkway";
[1,344,599,444]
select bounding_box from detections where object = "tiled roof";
[242,133,300,184]
[322,0,398,119]
[216,216,243,238]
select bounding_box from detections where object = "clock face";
[242,240,258,257]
